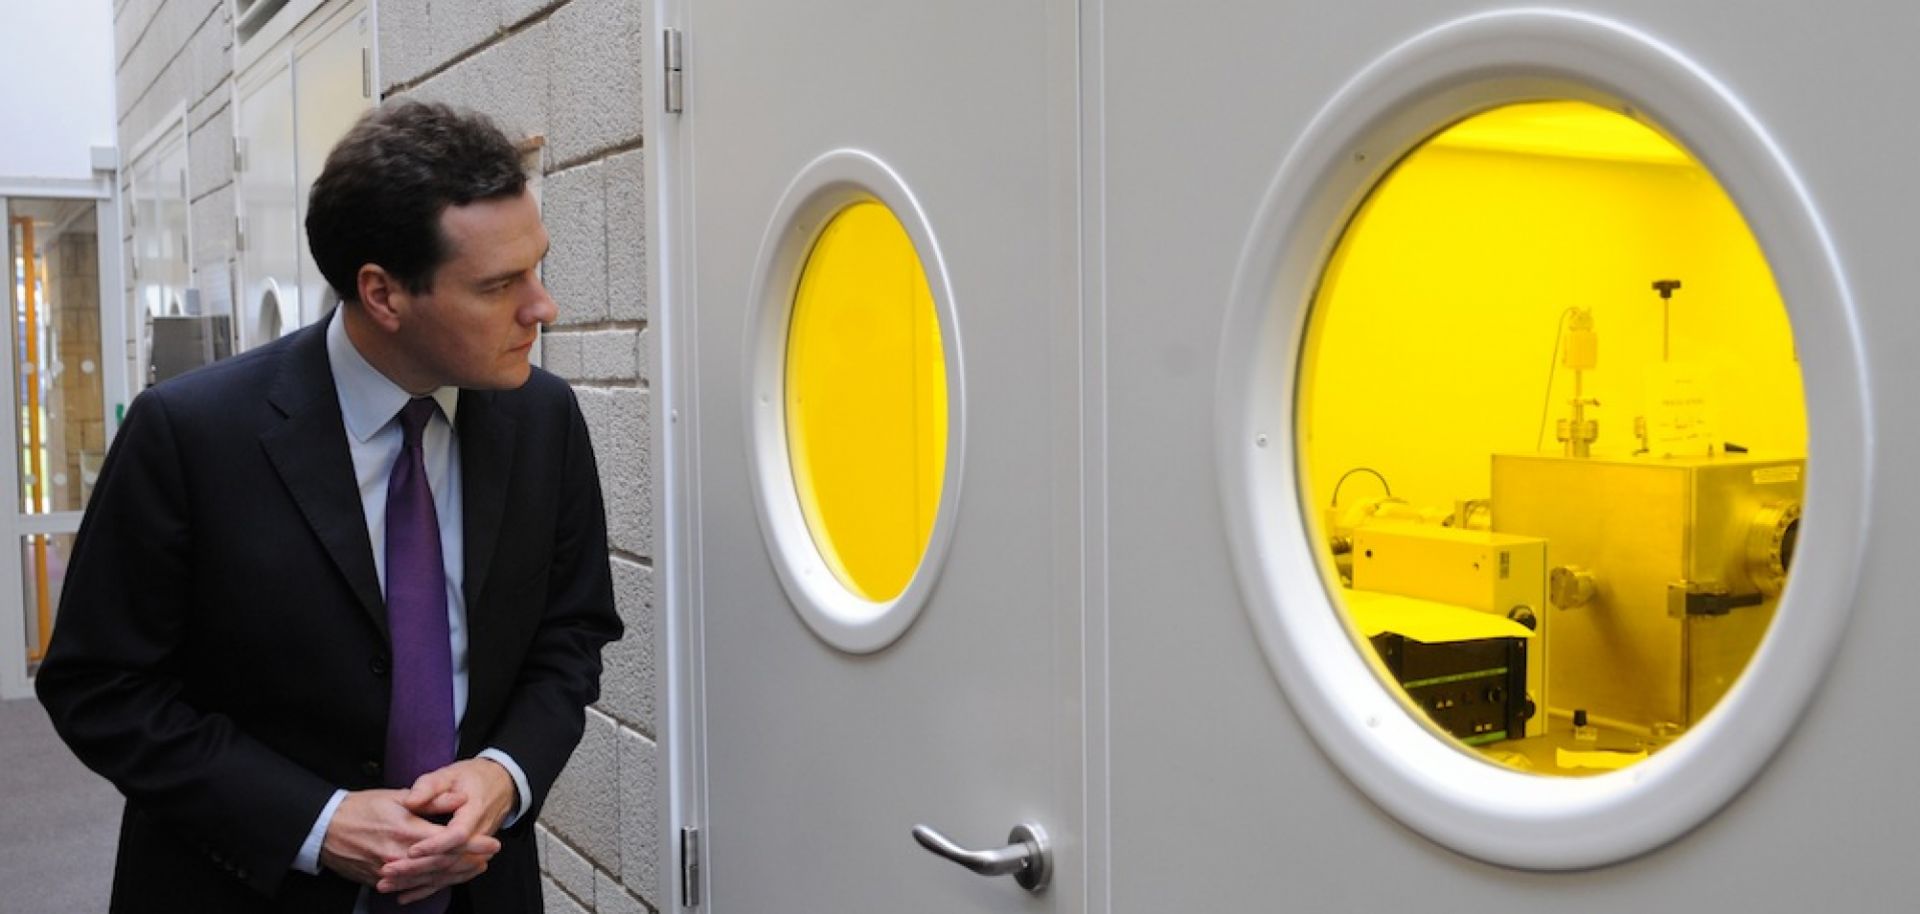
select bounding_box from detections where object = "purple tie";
[375,397,455,914]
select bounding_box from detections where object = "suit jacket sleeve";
[36,389,337,897]
[475,384,623,822]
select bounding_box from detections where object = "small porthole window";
[1299,100,1806,776]
[786,200,949,603]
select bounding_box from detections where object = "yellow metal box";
[1491,453,1802,735]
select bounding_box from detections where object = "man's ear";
[357,264,406,333]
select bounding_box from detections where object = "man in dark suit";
[36,100,623,913]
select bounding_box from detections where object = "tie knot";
[397,397,438,448]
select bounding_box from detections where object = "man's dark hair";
[305,99,528,304]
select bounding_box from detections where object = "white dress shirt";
[291,310,530,880]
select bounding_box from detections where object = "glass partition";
[8,198,106,673]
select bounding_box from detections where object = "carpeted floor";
[0,695,118,913]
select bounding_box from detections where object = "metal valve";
[1550,565,1597,610]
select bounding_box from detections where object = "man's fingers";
[323,789,450,888]
[377,856,443,890]
[405,832,500,866]
[391,854,491,903]
[444,796,487,837]
[401,787,467,816]
[411,797,499,857]
[404,769,460,807]
[411,789,468,816]
[402,823,473,860]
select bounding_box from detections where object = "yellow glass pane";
[1299,101,1806,776]
[787,201,948,602]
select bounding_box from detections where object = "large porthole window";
[1300,100,1806,775]
[1215,9,1869,870]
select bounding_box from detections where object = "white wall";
[0,0,117,180]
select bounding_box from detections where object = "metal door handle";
[911,822,1051,893]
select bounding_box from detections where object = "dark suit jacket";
[36,319,623,913]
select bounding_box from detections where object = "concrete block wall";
[110,1,664,910]
[378,1,662,912]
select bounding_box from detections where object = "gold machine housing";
[1491,453,1803,735]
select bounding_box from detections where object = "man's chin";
[466,362,534,391]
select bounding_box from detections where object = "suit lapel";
[260,321,388,637]
[458,387,516,615]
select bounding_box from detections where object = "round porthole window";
[1216,10,1870,869]
[1303,98,1805,776]
[787,200,949,603]
[747,150,964,654]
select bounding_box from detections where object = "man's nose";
[523,276,559,326]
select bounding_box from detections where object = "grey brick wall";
[378,0,662,910]
[112,0,664,910]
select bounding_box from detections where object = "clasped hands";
[320,758,517,904]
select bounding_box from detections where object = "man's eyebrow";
[476,244,551,285]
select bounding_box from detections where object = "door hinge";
[361,47,372,99]
[663,28,685,115]
[679,826,701,907]
[233,137,248,174]
[235,215,248,253]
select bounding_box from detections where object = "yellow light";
[786,201,948,602]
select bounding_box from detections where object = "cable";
[1534,307,1579,452]
[1330,467,1391,506]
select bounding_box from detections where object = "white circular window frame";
[258,278,290,345]
[1216,8,1872,869]
[745,148,966,655]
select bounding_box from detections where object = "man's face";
[394,189,555,391]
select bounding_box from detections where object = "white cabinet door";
[233,1,369,346]
[291,3,370,328]
[683,1,1084,911]
[1102,2,1910,910]
[236,58,297,349]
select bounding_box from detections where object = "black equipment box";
[1369,633,1532,745]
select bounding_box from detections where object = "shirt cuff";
[294,789,349,875]
[477,748,531,828]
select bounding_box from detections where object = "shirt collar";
[326,307,461,443]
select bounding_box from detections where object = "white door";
[680,1,1084,911]
[236,56,298,349]
[291,1,371,328]
[1103,2,1910,910]
[233,0,370,349]
[128,119,191,330]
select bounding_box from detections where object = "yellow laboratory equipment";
[1351,522,1550,737]
[1555,307,1599,458]
[1491,453,1802,735]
